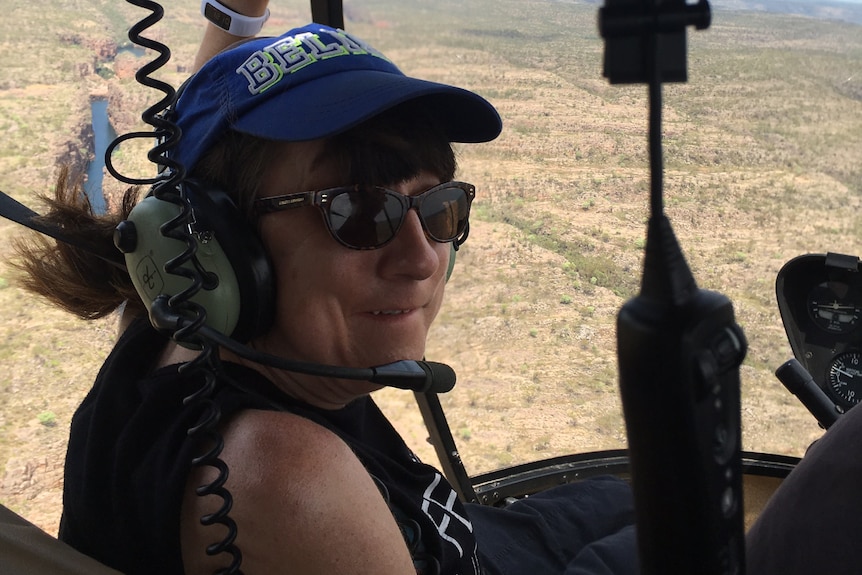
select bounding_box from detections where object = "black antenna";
[600,2,748,574]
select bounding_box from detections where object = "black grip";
[776,358,841,429]
[617,288,747,575]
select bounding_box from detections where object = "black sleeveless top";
[59,319,481,574]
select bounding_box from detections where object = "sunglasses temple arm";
[453,220,470,250]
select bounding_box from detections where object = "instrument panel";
[777,253,862,410]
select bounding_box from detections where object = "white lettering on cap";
[236,29,393,95]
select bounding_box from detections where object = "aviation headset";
[115,175,460,344]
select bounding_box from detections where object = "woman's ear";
[446,242,457,283]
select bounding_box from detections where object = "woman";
[14,3,638,574]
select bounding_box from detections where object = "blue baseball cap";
[172,23,503,173]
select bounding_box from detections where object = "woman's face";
[245,139,451,406]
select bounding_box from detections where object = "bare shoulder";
[181,408,414,574]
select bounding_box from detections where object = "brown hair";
[192,99,458,218]
[11,169,144,319]
[13,100,457,321]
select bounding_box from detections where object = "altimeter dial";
[828,351,862,407]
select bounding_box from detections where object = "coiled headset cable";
[109,1,243,572]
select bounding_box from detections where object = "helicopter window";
[0,0,860,536]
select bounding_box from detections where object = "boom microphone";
[150,295,457,393]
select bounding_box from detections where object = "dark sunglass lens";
[420,186,469,241]
[328,188,404,248]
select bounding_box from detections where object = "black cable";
[182,352,243,574]
[117,1,243,572]
[106,3,181,187]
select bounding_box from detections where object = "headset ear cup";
[446,242,457,283]
[117,181,274,342]
[184,180,275,341]
[119,195,239,337]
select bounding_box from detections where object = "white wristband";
[201,0,271,37]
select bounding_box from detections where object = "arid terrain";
[1,0,861,537]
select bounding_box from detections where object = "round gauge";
[828,351,862,407]
[808,283,862,334]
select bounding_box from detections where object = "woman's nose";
[381,209,439,280]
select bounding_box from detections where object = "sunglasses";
[253,181,475,250]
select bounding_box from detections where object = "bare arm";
[193,0,271,72]
[181,409,416,574]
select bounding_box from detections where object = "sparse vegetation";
[37,411,57,427]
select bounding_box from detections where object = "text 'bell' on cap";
[173,23,503,173]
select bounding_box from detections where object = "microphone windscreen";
[368,360,457,393]
[421,361,457,393]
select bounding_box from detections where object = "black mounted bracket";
[599,0,711,84]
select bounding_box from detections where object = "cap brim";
[232,69,502,144]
